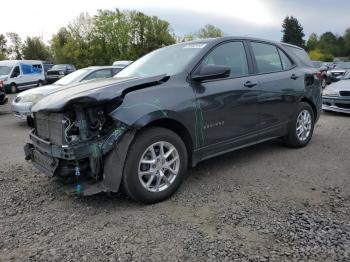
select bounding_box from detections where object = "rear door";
[191,41,260,157]
[248,41,303,138]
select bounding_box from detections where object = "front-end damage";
[24,75,171,195]
[24,105,136,195]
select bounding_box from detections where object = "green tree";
[308,49,334,62]
[92,9,175,64]
[50,27,71,64]
[49,10,176,68]
[318,32,337,56]
[306,33,318,51]
[0,34,7,60]
[6,32,22,59]
[63,13,95,68]
[281,16,305,47]
[197,24,224,38]
[343,28,350,56]
[22,36,51,60]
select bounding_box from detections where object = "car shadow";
[71,139,287,209]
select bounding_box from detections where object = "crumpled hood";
[326,79,350,91]
[32,75,167,112]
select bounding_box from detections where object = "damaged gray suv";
[24,37,322,203]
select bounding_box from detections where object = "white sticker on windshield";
[183,44,207,49]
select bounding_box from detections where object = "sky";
[1,0,349,42]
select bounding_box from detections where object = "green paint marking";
[193,101,199,148]
[152,98,161,105]
[197,100,205,144]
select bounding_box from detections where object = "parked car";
[0,60,47,93]
[322,71,350,114]
[312,61,329,88]
[0,79,8,105]
[326,62,350,84]
[24,37,322,204]
[46,64,76,83]
[11,66,123,121]
[112,60,133,67]
[43,62,53,82]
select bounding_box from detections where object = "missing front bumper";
[25,127,135,195]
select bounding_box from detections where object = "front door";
[190,41,260,158]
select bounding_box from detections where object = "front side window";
[11,66,20,78]
[83,69,112,81]
[251,42,283,73]
[201,41,249,78]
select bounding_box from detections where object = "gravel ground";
[1,94,350,261]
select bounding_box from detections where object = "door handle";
[291,74,299,80]
[244,81,258,88]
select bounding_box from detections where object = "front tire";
[285,102,315,148]
[37,80,43,87]
[122,127,188,204]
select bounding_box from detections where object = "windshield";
[334,62,350,69]
[0,66,12,75]
[52,64,67,70]
[312,61,322,68]
[116,43,207,78]
[55,69,90,85]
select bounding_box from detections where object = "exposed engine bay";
[24,105,133,195]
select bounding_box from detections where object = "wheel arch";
[299,96,317,119]
[143,118,194,168]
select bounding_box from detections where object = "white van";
[0,60,47,93]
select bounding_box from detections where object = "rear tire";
[285,102,315,148]
[122,127,188,204]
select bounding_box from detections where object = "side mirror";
[192,65,231,81]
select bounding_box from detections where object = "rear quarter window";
[283,45,313,67]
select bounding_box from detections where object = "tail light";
[315,71,323,80]
[0,80,3,91]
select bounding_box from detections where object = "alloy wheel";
[138,141,180,192]
[296,109,312,142]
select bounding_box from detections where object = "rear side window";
[202,41,249,78]
[251,42,283,73]
[278,49,293,70]
[283,45,313,67]
[83,69,112,81]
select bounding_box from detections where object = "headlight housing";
[322,88,339,97]
[20,94,45,104]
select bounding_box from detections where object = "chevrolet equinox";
[24,37,322,203]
